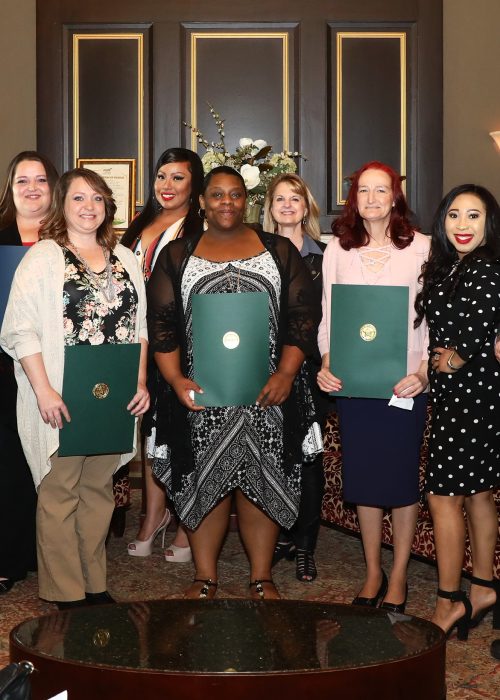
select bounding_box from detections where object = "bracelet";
[446,350,460,371]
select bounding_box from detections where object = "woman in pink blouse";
[317,161,429,613]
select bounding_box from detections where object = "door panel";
[37,0,442,230]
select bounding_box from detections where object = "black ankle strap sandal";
[295,549,317,582]
[193,578,217,599]
[437,588,472,640]
[249,579,275,599]
[469,576,500,630]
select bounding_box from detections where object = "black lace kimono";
[146,230,320,528]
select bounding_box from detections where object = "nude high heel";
[127,509,171,557]
[164,544,193,563]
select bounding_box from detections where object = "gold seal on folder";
[93,629,111,647]
[360,323,377,342]
[222,331,240,349]
[92,382,110,399]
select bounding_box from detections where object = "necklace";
[223,262,241,293]
[68,242,116,303]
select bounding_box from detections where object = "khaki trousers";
[36,452,119,601]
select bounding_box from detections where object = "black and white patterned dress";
[426,258,500,495]
[151,250,321,529]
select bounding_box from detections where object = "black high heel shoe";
[437,588,472,641]
[295,549,317,582]
[352,570,388,607]
[469,576,500,629]
[380,584,409,614]
[272,541,296,567]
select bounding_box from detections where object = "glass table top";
[12,599,443,674]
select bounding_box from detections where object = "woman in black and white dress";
[147,166,321,599]
[416,184,500,638]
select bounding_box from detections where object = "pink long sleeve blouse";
[318,232,430,376]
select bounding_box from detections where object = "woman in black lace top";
[147,166,321,599]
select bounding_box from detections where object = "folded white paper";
[388,394,414,411]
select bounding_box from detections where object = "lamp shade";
[489,131,500,150]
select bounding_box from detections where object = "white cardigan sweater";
[0,239,148,488]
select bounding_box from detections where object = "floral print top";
[62,247,138,346]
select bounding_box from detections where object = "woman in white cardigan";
[0,168,149,608]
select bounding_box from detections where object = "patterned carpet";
[1,491,499,698]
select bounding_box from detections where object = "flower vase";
[244,203,262,224]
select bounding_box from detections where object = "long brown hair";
[0,151,59,227]
[39,168,117,251]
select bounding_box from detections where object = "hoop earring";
[198,207,205,219]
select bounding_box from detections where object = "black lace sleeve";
[278,237,320,356]
[146,246,180,353]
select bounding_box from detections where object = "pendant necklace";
[68,241,116,303]
[223,263,241,293]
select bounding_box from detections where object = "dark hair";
[39,168,117,251]
[0,151,59,227]
[332,160,416,250]
[201,166,247,195]
[121,147,204,247]
[415,183,500,327]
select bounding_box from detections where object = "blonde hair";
[263,173,321,240]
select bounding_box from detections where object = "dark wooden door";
[36,0,442,230]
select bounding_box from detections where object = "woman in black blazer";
[263,173,327,582]
[0,151,58,594]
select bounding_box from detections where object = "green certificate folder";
[59,343,141,456]
[192,292,269,407]
[330,284,408,399]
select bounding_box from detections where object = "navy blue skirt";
[336,394,427,507]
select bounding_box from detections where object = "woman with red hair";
[318,161,430,613]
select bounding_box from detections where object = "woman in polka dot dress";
[416,184,500,639]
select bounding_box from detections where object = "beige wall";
[0,0,36,179]
[443,0,500,200]
[0,2,499,201]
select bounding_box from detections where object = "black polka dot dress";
[426,258,500,496]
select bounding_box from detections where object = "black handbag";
[0,661,34,700]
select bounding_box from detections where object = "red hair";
[332,161,416,250]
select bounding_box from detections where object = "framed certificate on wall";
[77,158,136,231]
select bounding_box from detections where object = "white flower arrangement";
[184,104,305,206]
